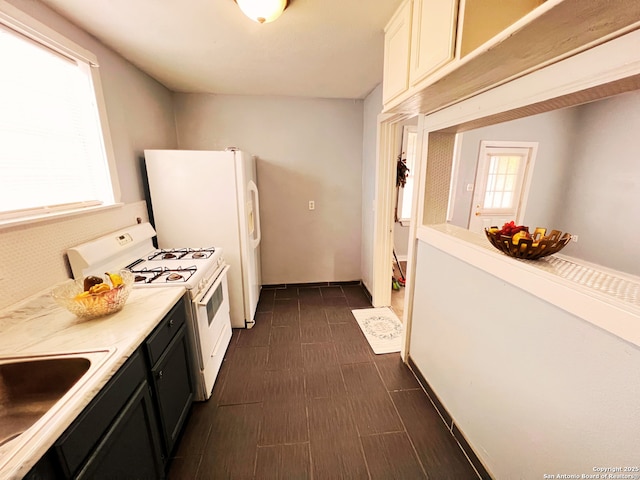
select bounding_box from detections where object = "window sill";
[0,203,125,231]
[416,223,640,348]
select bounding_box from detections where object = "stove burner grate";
[128,265,198,284]
[147,247,216,261]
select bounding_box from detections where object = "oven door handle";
[197,264,230,306]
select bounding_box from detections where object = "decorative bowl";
[484,227,572,260]
[52,270,134,318]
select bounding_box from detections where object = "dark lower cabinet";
[76,381,164,480]
[148,323,194,457]
[47,350,165,480]
[25,297,194,479]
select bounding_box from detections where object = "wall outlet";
[309,200,315,211]
[571,234,578,242]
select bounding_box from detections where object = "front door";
[468,141,538,233]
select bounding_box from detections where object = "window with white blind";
[0,8,117,225]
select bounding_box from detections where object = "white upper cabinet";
[382,0,412,105]
[382,0,638,114]
[409,0,459,86]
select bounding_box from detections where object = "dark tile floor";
[168,284,478,479]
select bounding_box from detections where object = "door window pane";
[482,154,523,209]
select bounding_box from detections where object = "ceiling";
[38,0,404,99]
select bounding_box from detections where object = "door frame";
[372,112,425,360]
[372,114,400,312]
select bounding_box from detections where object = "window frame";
[396,125,418,226]
[0,2,120,228]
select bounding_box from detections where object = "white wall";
[0,1,177,309]
[410,241,640,479]
[361,84,383,292]
[555,91,640,275]
[393,224,410,259]
[450,108,576,229]
[173,94,364,285]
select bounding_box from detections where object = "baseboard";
[262,280,373,303]
[262,280,363,289]
[407,356,493,480]
[361,282,373,303]
[395,254,408,262]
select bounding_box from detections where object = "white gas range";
[67,222,232,401]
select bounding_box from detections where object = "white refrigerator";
[144,149,262,328]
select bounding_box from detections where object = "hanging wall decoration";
[396,153,409,188]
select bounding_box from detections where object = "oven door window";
[205,282,223,326]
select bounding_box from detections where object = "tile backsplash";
[0,201,149,310]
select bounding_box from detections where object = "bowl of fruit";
[52,270,134,319]
[484,221,572,260]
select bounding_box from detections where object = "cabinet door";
[23,451,60,480]
[151,324,194,456]
[382,0,412,104]
[409,0,458,85]
[54,351,148,478]
[76,381,164,480]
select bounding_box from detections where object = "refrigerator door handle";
[248,180,261,248]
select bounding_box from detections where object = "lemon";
[511,231,530,245]
[106,272,124,288]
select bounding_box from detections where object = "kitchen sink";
[0,350,113,449]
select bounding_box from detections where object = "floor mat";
[351,307,403,354]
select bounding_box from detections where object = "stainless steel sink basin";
[0,350,113,449]
[0,357,90,447]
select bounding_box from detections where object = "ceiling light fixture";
[235,0,289,24]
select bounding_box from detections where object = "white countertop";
[0,285,187,480]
